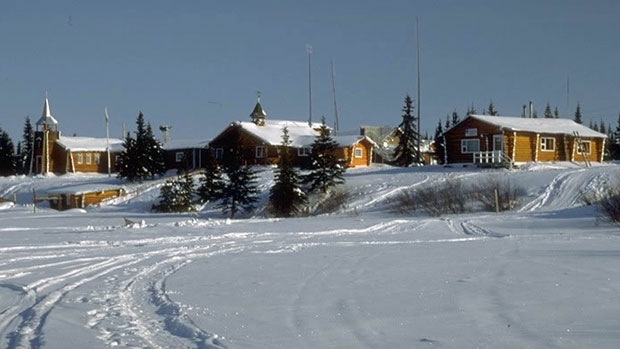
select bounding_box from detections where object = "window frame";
[86,153,92,165]
[215,148,224,160]
[540,137,556,152]
[354,147,363,158]
[175,152,184,163]
[576,140,591,155]
[77,153,83,164]
[255,146,266,158]
[297,147,311,157]
[460,139,480,154]
[94,153,101,165]
[465,128,478,137]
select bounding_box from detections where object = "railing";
[473,151,513,169]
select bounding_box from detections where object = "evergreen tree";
[218,147,259,218]
[269,127,306,217]
[588,120,594,130]
[612,113,620,160]
[0,127,16,176]
[154,172,195,212]
[197,149,225,204]
[451,110,460,125]
[444,114,451,129]
[18,116,34,175]
[487,101,499,116]
[392,95,420,167]
[521,105,527,118]
[574,103,583,124]
[554,107,560,118]
[304,117,347,193]
[116,133,141,181]
[592,121,599,132]
[600,119,606,134]
[532,110,538,118]
[544,103,553,119]
[144,123,165,179]
[433,119,445,165]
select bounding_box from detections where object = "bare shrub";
[395,180,471,216]
[471,178,526,212]
[313,190,350,215]
[583,183,620,225]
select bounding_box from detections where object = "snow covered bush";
[583,182,620,225]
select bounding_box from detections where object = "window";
[86,153,92,164]
[540,137,555,151]
[298,148,311,157]
[461,139,480,154]
[256,146,266,158]
[354,147,363,158]
[94,153,100,165]
[577,140,591,154]
[175,152,184,162]
[215,148,224,160]
[77,153,83,164]
[465,128,478,137]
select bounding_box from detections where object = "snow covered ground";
[0,163,619,348]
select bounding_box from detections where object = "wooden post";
[32,188,36,214]
[494,187,500,213]
[12,193,17,203]
[535,133,540,162]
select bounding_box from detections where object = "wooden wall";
[70,151,118,173]
[444,118,500,163]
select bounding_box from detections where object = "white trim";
[86,153,92,165]
[175,152,184,163]
[576,140,592,155]
[94,153,101,165]
[601,138,606,162]
[297,147,311,157]
[512,132,516,161]
[540,137,555,152]
[354,147,363,158]
[77,153,83,165]
[534,134,540,162]
[460,139,480,154]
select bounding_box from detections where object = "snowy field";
[0,163,619,348]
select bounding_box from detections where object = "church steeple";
[36,94,59,131]
[250,91,267,126]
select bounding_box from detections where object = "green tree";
[554,107,560,118]
[218,147,259,218]
[155,172,195,212]
[487,101,499,116]
[574,103,583,124]
[0,127,16,176]
[451,110,460,125]
[304,117,346,193]
[392,95,420,167]
[433,119,445,165]
[197,149,225,204]
[117,112,164,181]
[17,116,34,175]
[144,123,165,179]
[544,103,553,119]
[269,127,306,216]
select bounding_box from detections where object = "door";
[493,135,504,152]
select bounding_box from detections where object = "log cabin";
[34,97,124,174]
[162,139,211,172]
[46,185,125,210]
[209,99,375,167]
[443,114,607,167]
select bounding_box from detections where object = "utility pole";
[331,60,340,133]
[306,44,313,127]
[416,17,422,164]
[104,107,111,177]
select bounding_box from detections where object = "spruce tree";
[392,95,420,167]
[154,173,195,212]
[532,110,538,118]
[304,117,347,193]
[600,119,606,134]
[117,133,140,181]
[467,104,477,116]
[451,110,460,125]
[487,101,499,116]
[0,127,16,176]
[433,119,445,165]
[554,107,560,118]
[574,103,583,124]
[269,127,306,216]
[521,105,527,118]
[218,147,259,218]
[445,114,451,129]
[612,113,620,160]
[544,103,553,119]
[145,123,165,179]
[197,149,225,204]
[18,116,34,175]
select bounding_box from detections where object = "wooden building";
[209,99,375,167]
[163,139,210,171]
[46,186,125,210]
[34,97,124,174]
[443,114,607,166]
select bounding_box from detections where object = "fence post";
[33,188,36,214]
[494,187,500,213]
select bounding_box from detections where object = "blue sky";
[1,0,619,142]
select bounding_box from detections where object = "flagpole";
[105,107,111,177]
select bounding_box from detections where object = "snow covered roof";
[162,139,210,150]
[231,120,324,147]
[461,115,607,138]
[36,97,59,127]
[56,136,125,152]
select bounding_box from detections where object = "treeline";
[0,117,34,176]
[154,117,347,218]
